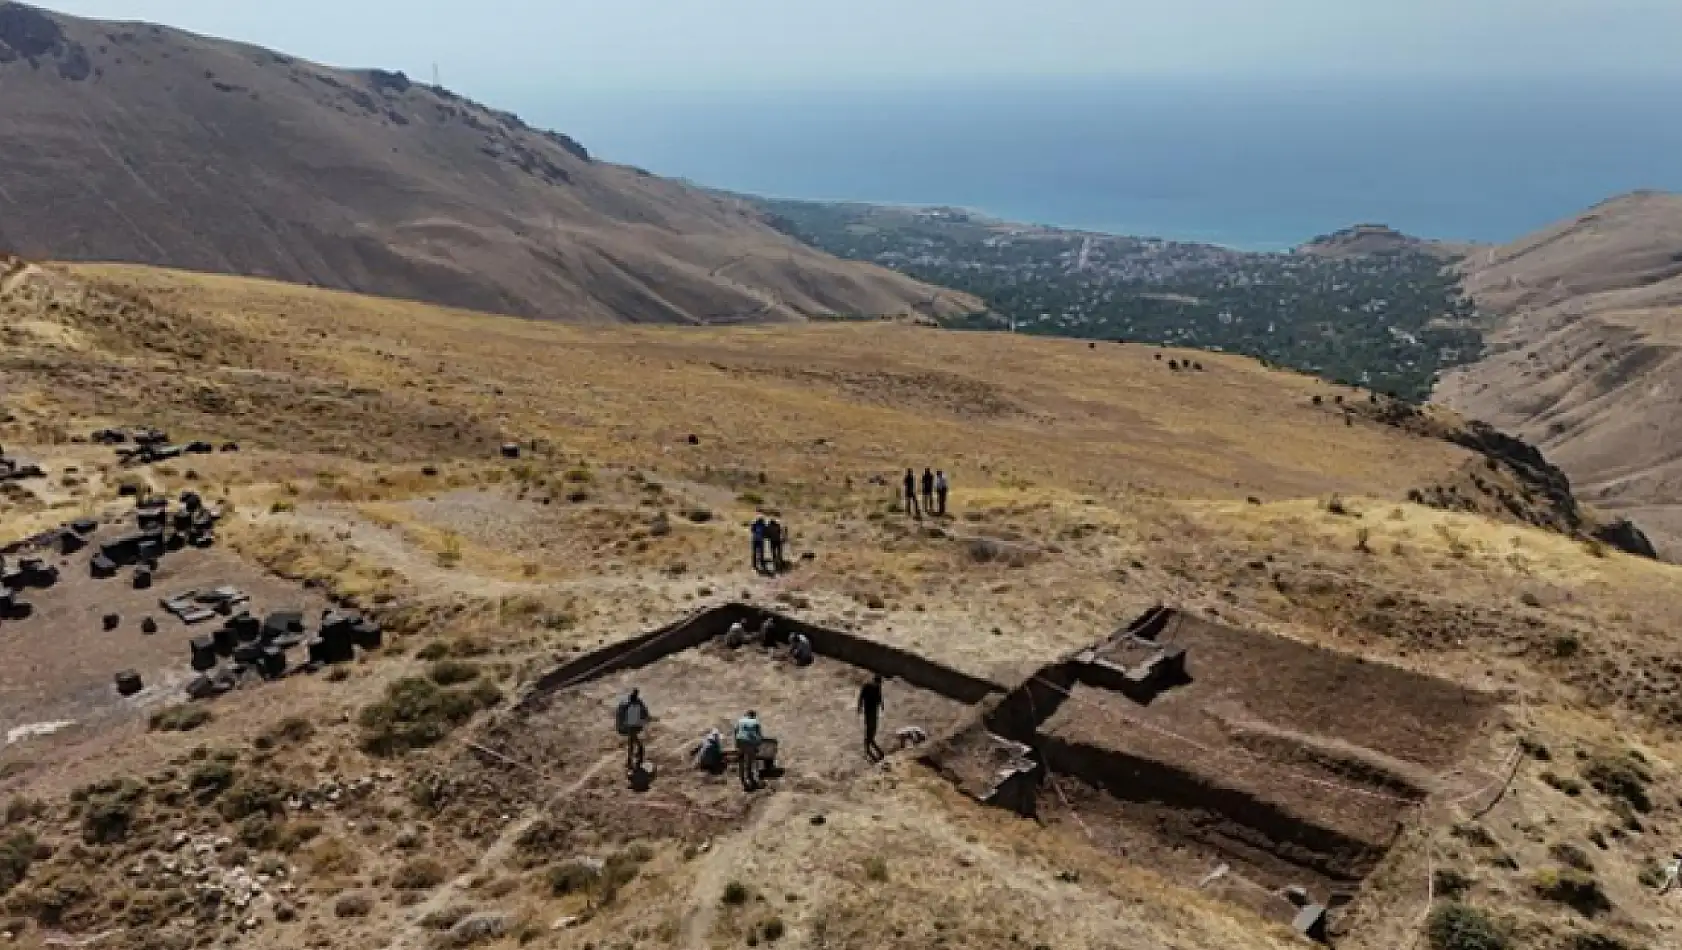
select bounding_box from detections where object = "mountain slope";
[1437,191,1682,557]
[0,2,975,323]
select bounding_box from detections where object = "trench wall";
[517,603,1006,715]
[1039,734,1388,882]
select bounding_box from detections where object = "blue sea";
[523,77,1682,250]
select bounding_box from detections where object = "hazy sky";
[41,0,1682,98]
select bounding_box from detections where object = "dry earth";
[1,259,1680,950]
[1439,190,1682,558]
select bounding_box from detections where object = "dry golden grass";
[3,261,1682,950]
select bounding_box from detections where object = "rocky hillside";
[1295,224,1470,261]
[1437,191,1682,558]
[0,2,974,323]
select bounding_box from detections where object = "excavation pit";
[485,604,1005,843]
[928,607,1502,926]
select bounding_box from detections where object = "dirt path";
[677,791,797,949]
[274,508,700,603]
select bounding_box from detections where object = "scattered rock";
[448,912,513,946]
[102,612,121,631]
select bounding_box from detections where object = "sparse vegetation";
[394,857,448,890]
[427,659,481,686]
[1541,771,1584,795]
[1426,902,1507,950]
[1583,752,1653,812]
[254,715,314,749]
[334,891,372,918]
[0,831,37,896]
[359,676,501,755]
[722,881,750,906]
[148,704,212,732]
[1432,867,1474,898]
[218,775,289,821]
[1531,867,1611,916]
[863,856,889,882]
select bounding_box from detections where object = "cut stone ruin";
[183,605,382,701]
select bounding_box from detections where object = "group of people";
[903,467,950,519]
[610,662,894,790]
[618,688,772,790]
[749,516,789,575]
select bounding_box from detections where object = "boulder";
[141,616,158,634]
[102,613,121,631]
[133,569,153,590]
[189,637,218,671]
[114,670,144,696]
[91,554,117,579]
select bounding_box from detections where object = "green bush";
[0,831,37,895]
[359,677,499,756]
[1541,771,1584,795]
[218,777,289,821]
[547,860,600,896]
[1531,868,1611,917]
[416,642,449,661]
[1426,903,1507,950]
[237,814,279,849]
[148,705,213,733]
[393,857,447,890]
[427,659,480,686]
[1432,867,1474,898]
[188,762,236,799]
[1583,754,1652,812]
[721,881,749,906]
[79,779,146,845]
[1567,931,1642,950]
[1549,842,1595,872]
[863,856,888,882]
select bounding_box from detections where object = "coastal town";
[755,199,1484,400]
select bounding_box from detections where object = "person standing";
[921,468,935,514]
[858,674,885,762]
[767,519,785,573]
[903,469,921,518]
[616,688,650,774]
[750,516,768,573]
[735,709,764,790]
[935,470,949,516]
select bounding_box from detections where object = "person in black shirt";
[858,674,885,761]
[766,519,784,572]
[920,468,935,514]
[903,469,920,518]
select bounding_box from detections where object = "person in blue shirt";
[735,709,764,790]
[750,516,768,573]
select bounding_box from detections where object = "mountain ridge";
[1437,189,1682,558]
[0,2,976,323]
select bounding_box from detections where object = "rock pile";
[125,833,298,931]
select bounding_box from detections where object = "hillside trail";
[271,509,702,604]
[677,790,798,949]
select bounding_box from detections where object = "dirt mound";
[0,4,975,324]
